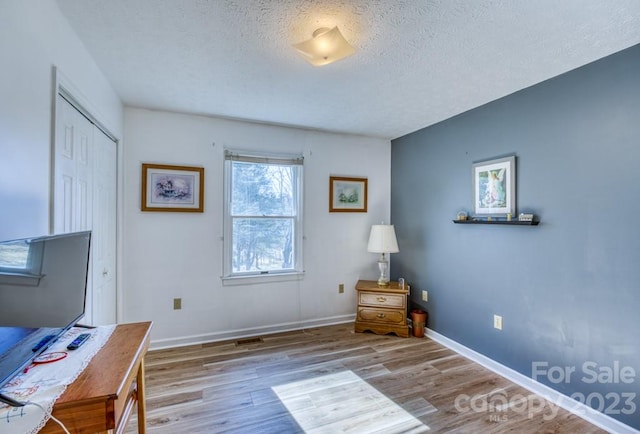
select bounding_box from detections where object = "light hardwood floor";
[126,323,606,433]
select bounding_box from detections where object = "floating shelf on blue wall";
[452,219,539,226]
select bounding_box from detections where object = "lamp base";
[377,256,389,287]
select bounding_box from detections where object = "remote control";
[67,333,91,350]
[32,334,56,352]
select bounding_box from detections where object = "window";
[223,151,303,279]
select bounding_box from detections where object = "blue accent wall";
[391,43,640,429]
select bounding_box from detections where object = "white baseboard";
[425,328,639,434]
[149,314,356,350]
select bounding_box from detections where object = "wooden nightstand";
[354,280,409,338]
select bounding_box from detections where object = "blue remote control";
[67,333,91,350]
[32,334,56,352]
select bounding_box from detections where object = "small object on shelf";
[507,213,512,221]
[518,213,534,222]
[456,211,468,221]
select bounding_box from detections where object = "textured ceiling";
[55,0,640,139]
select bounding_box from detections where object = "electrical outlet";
[173,298,182,310]
[338,283,344,294]
[422,290,428,302]
[493,314,502,330]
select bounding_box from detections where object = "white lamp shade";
[293,26,355,67]
[367,225,399,254]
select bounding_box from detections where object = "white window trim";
[222,150,304,282]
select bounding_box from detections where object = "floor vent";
[235,337,263,346]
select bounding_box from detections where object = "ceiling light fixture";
[293,26,355,67]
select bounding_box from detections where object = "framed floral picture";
[472,156,516,217]
[141,163,204,212]
[329,176,368,212]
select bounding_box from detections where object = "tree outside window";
[224,153,303,277]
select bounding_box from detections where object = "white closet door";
[54,95,93,234]
[91,129,117,325]
[54,94,117,325]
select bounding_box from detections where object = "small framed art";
[141,163,204,212]
[472,156,516,217]
[329,176,368,212]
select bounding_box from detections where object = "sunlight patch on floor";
[272,370,430,433]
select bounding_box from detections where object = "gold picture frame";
[141,163,204,212]
[329,176,368,212]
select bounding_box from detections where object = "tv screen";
[0,231,91,404]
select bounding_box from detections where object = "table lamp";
[367,224,399,287]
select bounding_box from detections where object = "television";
[0,231,91,406]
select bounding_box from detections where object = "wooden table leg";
[136,358,147,434]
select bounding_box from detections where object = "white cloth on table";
[0,325,115,434]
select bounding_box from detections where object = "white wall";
[123,108,391,346]
[0,0,392,346]
[0,1,123,240]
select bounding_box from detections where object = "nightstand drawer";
[359,292,405,309]
[357,307,405,325]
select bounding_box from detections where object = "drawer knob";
[376,296,387,302]
[377,313,386,318]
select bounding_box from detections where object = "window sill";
[221,271,305,286]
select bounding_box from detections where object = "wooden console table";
[41,321,152,434]
[355,280,409,337]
